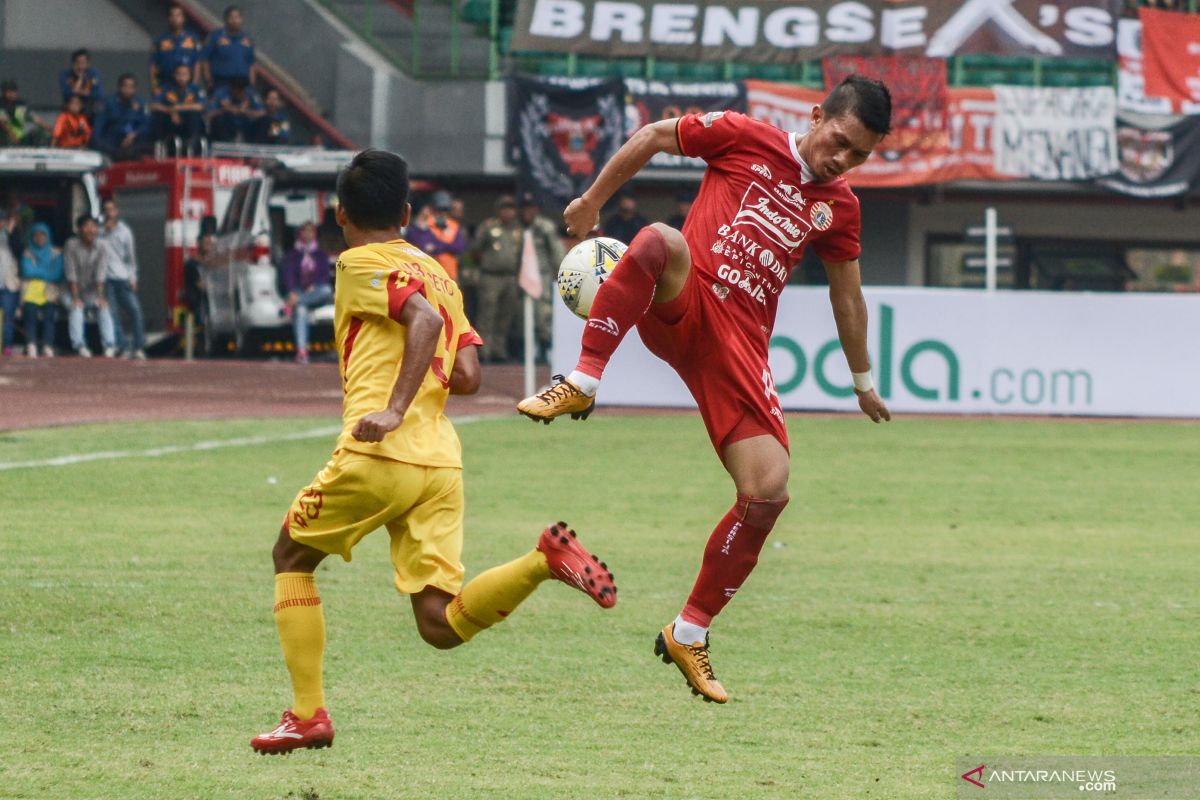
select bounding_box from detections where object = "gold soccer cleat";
[654,623,729,704]
[516,374,595,424]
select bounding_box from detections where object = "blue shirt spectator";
[256,88,291,145]
[206,80,265,142]
[201,6,256,89]
[150,4,202,92]
[149,64,206,149]
[93,74,150,159]
[58,49,103,112]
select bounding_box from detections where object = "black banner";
[1097,115,1200,198]
[513,0,1124,63]
[507,75,626,210]
[624,78,746,170]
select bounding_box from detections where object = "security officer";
[150,3,202,93]
[470,195,523,363]
[200,5,257,91]
[518,192,565,363]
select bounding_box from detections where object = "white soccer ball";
[557,236,627,320]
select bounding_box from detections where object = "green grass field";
[2,414,1198,799]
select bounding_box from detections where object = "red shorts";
[635,267,789,454]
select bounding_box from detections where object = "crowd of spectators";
[0,3,290,160]
[0,199,145,359]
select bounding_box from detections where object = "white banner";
[552,287,1200,418]
[994,86,1119,180]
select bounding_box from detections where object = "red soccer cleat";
[536,521,617,608]
[250,708,335,755]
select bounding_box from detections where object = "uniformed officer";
[200,5,257,91]
[150,3,202,94]
[470,195,524,363]
[518,193,565,363]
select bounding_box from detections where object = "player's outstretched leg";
[438,521,617,643]
[252,527,336,755]
[656,437,789,703]
[518,224,689,423]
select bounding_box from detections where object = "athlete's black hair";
[336,149,410,231]
[822,75,892,136]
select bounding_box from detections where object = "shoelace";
[536,375,578,403]
[688,642,717,681]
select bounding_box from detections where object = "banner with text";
[1115,18,1194,115]
[507,75,626,210]
[1097,114,1200,198]
[624,79,746,170]
[514,0,1124,62]
[1140,7,1200,108]
[745,81,1005,186]
[993,86,1118,180]
[553,288,1200,418]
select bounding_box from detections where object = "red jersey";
[675,110,861,341]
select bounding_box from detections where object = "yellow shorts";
[284,449,465,596]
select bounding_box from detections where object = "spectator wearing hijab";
[282,221,332,364]
[19,223,64,358]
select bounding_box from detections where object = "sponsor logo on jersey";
[751,163,772,180]
[774,182,804,208]
[809,201,833,232]
[586,316,620,337]
[733,181,811,251]
[716,263,768,305]
[702,111,725,128]
[710,282,730,301]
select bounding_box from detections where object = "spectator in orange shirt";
[406,190,466,280]
[52,95,92,149]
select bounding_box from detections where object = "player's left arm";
[824,258,891,424]
[351,291,445,442]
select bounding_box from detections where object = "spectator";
[183,230,213,332]
[1,80,52,147]
[470,194,523,363]
[206,78,266,142]
[1,192,34,260]
[665,190,694,230]
[200,5,257,91]
[0,210,18,355]
[150,2,202,94]
[19,223,63,358]
[407,191,466,280]
[93,74,150,160]
[100,198,147,360]
[602,193,649,245]
[282,221,332,365]
[64,215,115,358]
[58,49,103,118]
[149,63,206,154]
[52,95,92,149]
[519,192,565,363]
[255,88,291,145]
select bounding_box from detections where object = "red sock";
[681,493,789,627]
[575,225,668,379]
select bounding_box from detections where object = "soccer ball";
[557,236,627,320]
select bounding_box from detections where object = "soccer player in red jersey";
[518,76,893,703]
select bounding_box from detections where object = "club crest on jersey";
[732,181,811,251]
[809,201,833,232]
[751,163,772,180]
[711,282,730,300]
[702,111,725,128]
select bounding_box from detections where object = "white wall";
[3,0,149,50]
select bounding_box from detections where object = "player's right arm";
[351,289,445,443]
[448,344,481,396]
[564,118,681,237]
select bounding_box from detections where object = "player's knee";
[737,492,790,530]
[412,599,463,650]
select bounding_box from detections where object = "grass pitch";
[1,414,1198,799]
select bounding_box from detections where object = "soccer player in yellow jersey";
[251,150,618,755]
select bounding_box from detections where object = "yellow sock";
[273,572,325,720]
[445,549,551,642]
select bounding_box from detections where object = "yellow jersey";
[333,239,482,468]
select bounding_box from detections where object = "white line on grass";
[0,416,487,471]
